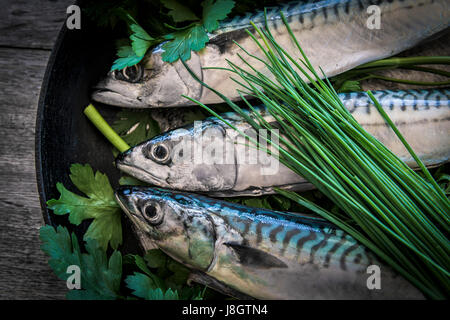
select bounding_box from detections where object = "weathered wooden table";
[1,0,448,301]
[0,0,74,299]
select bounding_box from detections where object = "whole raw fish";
[92,0,450,108]
[115,186,423,299]
[115,89,450,197]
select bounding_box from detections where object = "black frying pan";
[35,2,141,253]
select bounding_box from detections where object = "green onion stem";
[83,104,130,153]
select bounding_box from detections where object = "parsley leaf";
[162,24,209,62]
[161,0,235,63]
[240,197,272,210]
[40,225,122,300]
[127,254,166,288]
[125,272,203,300]
[144,250,199,292]
[124,250,205,300]
[111,45,145,71]
[126,273,180,300]
[202,0,235,32]
[144,249,167,269]
[125,271,184,300]
[111,13,160,71]
[125,13,158,57]
[112,110,161,147]
[148,288,180,300]
[130,23,155,57]
[46,164,122,250]
[119,175,149,186]
[270,195,291,211]
[161,0,199,23]
[111,0,235,65]
[336,80,362,93]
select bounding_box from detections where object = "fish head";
[115,186,216,270]
[115,119,237,192]
[91,46,203,108]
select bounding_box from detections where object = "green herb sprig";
[333,56,450,92]
[111,0,235,70]
[111,109,161,147]
[182,12,450,299]
[40,225,205,300]
[124,250,205,300]
[47,164,123,251]
[40,225,123,300]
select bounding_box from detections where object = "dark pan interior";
[36,7,141,253]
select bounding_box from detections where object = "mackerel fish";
[115,186,423,299]
[115,89,450,197]
[92,0,450,108]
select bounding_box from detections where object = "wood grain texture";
[0,47,67,299]
[0,0,70,299]
[0,0,448,301]
[0,0,73,49]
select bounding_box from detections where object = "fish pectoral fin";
[224,242,288,269]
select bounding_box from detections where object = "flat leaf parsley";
[161,0,199,22]
[112,0,235,69]
[112,14,160,71]
[162,0,235,62]
[202,0,235,32]
[124,250,205,300]
[111,109,161,147]
[111,44,145,74]
[47,164,122,250]
[40,225,122,300]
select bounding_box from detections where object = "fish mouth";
[116,162,170,187]
[91,88,147,108]
[114,191,133,216]
[114,188,151,229]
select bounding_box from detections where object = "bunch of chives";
[183,12,449,299]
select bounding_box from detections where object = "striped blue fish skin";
[339,89,450,112]
[116,89,450,197]
[115,186,423,299]
[92,0,450,108]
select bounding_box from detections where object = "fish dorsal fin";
[225,242,288,269]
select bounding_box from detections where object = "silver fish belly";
[115,186,424,299]
[92,0,450,108]
[115,89,450,196]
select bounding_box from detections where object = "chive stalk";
[355,56,450,69]
[333,56,450,90]
[183,12,450,298]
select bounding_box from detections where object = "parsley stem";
[84,104,130,153]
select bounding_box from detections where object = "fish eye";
[114,65,143,83]
[149,143,171,164]
[141,203,163,225]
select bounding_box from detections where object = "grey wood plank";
[0,0,73,49]
[0,48,67,299]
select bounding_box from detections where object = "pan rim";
[35,19,69,226]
